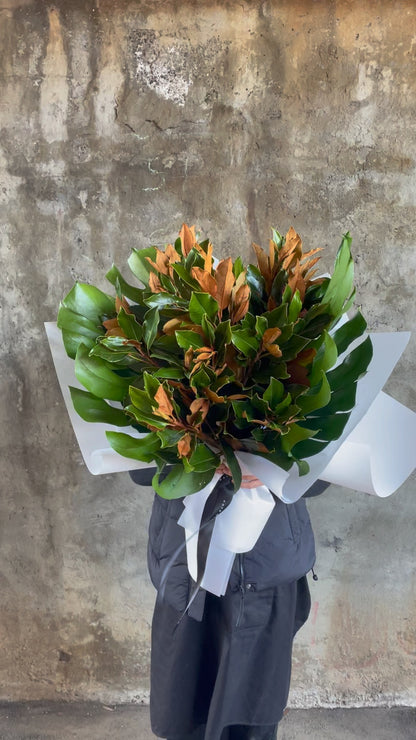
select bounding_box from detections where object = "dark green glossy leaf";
[74,344,131,401]
[105,264,144,303]
[106,430,161,461]
[187,444,220,473]
[326,336,373,391]
[189,292,219,324]
[175,330,205,350]
[60,282,115,323]
[117,308,144,342]
[300,412,349,440]
[222,442,242,491]
[231,328,260,358]
[69,387,131,426]
[143,306,159,349]
[332,311,367,355]
[153,464,216,499]
[263,377,285,409]
[288,289,302,323]
[153,367,185,380]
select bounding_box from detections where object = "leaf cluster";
[57,224,372,497]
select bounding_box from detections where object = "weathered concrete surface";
[0,703,415,740]
[0,0,415,706]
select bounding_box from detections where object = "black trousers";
[167,724,278,740]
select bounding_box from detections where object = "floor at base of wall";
[0,703,414,740]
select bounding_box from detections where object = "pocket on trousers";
[229,587,274,631]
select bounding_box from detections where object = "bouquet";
[57,224,372,499]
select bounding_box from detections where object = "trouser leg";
[226,724,278,740]
[166,724,278,740]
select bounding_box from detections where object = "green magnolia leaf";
[128,246,157,285]
[153,367,185,380]
[288,290,302,323]
[74,344,131,401]
[231,328,260,358]
[105,264,144,303]
[89,343,134,365]
[201,314,216,345]
[129,386,157,415]
[263,377,285,409]
[61,282,115,323]
[318,383,358,415]
[189,292,219,324]
[281,423,317,454]
[190,365,212,390]
[57,306,104,358]
[186,444,220,473]
[297,372,331,415]
[221,442,242,491]
[117,308,144,342]
[106,430,162,461]
[143,371,161,399]
[175,330,205,351]
[233,256,245,278]
[157,428,185,449]
[309,330,338,386]
[326,336,373,391]
[153,464,216,499]
[143,293,178,309]
[143,306,160,349]
[300,412,349,440]
[331,311,367,355]
[69,387,131,426]
[322,233,354,316]
[255,315,268,338]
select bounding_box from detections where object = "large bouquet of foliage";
[57,224,372,498]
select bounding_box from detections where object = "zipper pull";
[311,567,318,581]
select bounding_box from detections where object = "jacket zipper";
[236,554,245,627]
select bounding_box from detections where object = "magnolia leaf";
[106,430,161,461]
[143,306,159,349]
[190,365,212,390]
[296,372,331,415]
[281,423,317,454]
[106,264,143,303]
[222,442,242,491]
[61,282,115,323]
[157,428,185,449]
[128,247,158,285]
[69,387,131,426]
[189,292,219,324]
[187,444,220,473]
[332,311,367,355]
[201,314,216,345]
[263,377,285,409]
[143,371,161,399]
[288,289,302,323]
[301,412,349,440]
[153,464,216,499]
[326,336,373,391]
[216,258,235,311]
[231,328,259,358]
[57,306,104,358]
[74,344,131,401]
[153,367,185,380]
[117,308,144,342]
[322,233,354,316]
[175,330,205,351]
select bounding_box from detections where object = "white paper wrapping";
[177,474,276,595]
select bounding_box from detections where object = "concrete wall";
[0,0,415,706]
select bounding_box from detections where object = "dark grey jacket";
[130,469,325,619]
